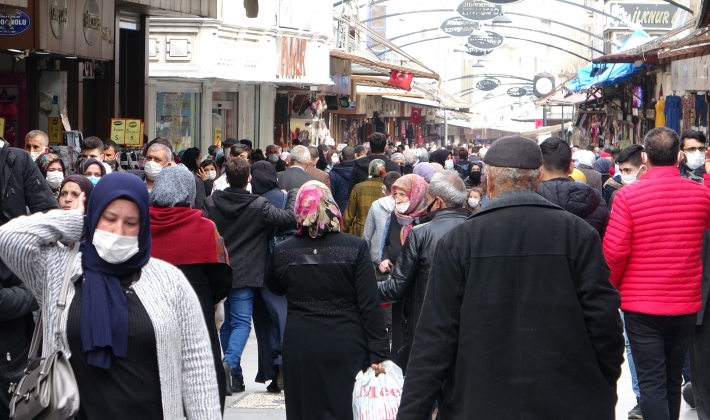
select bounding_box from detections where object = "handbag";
[9,243,81,420]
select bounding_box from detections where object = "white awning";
[381,96,440,108]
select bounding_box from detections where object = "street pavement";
[224,327,699,420]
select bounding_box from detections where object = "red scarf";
[149,206,229,266]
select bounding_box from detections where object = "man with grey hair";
[277,145,317,191]
[402,149,418,174]
[144,141,174,191]
[378,170,469,373]
[398,136,624,420]
[24,130,49,161]
[391,152,405,173]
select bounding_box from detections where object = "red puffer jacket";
[603,166,710,315]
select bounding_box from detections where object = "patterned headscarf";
[36,152,65,178]
[392,174,429,244]
[295,180,342,238]
[368,159,386,179]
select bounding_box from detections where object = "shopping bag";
[352,361,404,420]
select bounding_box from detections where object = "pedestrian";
[364,171,403,270]
[78,157,106,185]
[454,147,472,183]
[603,127,710,420]
[58,175,94,212]
[36,152,66,197]
[398,136,624,420]
[102,139,123,172]
[329,145,356,211]
[465,187,484,213]
[679,130,707,182]
[342,159,386,237]
[379,171,470,373]
[538,137,609,237]
[602,145,645,208]
[277,145,317,191]
[149,165,232,411]
[199,159,218,196]
[430,149,451,169]
[413,162,435,183]
[0,171,222,420]
[0,137,57,418]
[306,146,331,187]
[348,133,400,194]
[213,144,250,193]
[203,157,296,393]
[266,181,390,420]
[573,149,603,194]
[594,156,613,185]
[266,144,288,172]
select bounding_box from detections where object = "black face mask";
[426,198,438,213]
[469,171,482,185]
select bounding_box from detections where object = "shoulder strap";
[281,191,288,210]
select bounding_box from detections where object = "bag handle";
[26,243,80,359]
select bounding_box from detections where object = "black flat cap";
[239,139,253,149]
[483,136,542,169]
[223,138,239,147]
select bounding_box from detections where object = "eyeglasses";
[684,147,708,153]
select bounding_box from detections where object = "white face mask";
[468,198,480,208]
[396,202,410,213]
[92,229,140,264]
[621,166,645,186]
[444,160,454,170]
[144,161,165,180]
[30,151,41,161]
[331,155,340,165]
[46,171,64,189]
[686,151,706,170]
[208,170,217,180]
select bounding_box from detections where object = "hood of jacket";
[331,160,354,179]
[374,195,395,213]
[210,187,260,218]
[537,178,601,219]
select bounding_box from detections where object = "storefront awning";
[381,96,441,108]
[330,50,440,80]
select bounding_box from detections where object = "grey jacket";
[363,196,395,265]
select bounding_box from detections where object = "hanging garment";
[655,98,666,128]
[664,95,682,134]
[696,93,708,127]
[682,94,695,131]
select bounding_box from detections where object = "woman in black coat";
[267,180,390,420]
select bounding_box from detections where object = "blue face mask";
[87,176,100,186]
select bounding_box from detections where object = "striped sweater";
[0,209,221,420]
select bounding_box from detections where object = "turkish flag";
[389,70,414,90]
[410,107,422,124]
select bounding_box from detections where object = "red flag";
[388,70,414,90]
[410,107,422,124]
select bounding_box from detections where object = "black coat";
[537,177,609,238]
[203,187,296,288]
[379,208,469,351]
[276,167,316,191]
[347,155,400,194]
[329,160,354,211]
[398,190,624,420]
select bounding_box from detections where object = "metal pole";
[543,107,548,127]
[561,106,564,138]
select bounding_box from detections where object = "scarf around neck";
[392,174,428,244]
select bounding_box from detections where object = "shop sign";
[213,127,222,146]
[476,78,500,91]
[456,1,503,21]
[279,37,307,79]
[468,31,504,50]
[507,87,528,97]
[609,2,678,30]
[50,0,68,40]
[83,0,101,46]
[466,48,493,56]
[124,120,142,146]
[110,119,126,144]
[48,117,63,145]
[0,9,30,36]
[440,17,480,36]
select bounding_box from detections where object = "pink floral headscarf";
[392,174,429,244]
[294,180,342,238]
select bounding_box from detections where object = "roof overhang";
[330,50,440,80]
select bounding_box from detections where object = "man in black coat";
[203,157,296,393]
[378,171,470,374]
[537,137,609,237]
[398,136,624,420]
[276,145,317,191]
[329,146,355,211]
[0,139,58,419]
[348,132,400,194]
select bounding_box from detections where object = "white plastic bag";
[352,361,404,420]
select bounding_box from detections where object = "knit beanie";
[149,165,196,208]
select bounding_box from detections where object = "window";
[155,91,200,151]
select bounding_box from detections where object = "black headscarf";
[181,147,200,172]
[78,158,107,177]
[431,149,450,167]
[251,161,280,195]
[316,147,328,171]
[60,175,95,203]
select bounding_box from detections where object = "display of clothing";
[664,95,682,134]
[655,98,666,128]
[696,93,708,127]
[682,94,695,132]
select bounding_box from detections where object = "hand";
[379,259,393,273]
[72,192,86,215]
[196,167,209,181]
[371,363,386,376]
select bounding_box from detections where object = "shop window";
[156,92,200,151]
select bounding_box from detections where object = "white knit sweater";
[0,210,221,420]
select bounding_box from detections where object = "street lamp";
[484,92,495,99]
[473,60,485,68]
[492,14,513,24]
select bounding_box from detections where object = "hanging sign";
[0,9,30,36]
[213,127,222,145]
[440,17,480,36]
[50,0,69,40]
[110,119,126,144]
[124,119,142,146]
[608,3,679,31]
[456,1,503,21]
[481,0,523,5]
[466,48,493,56]
[83,0,101,46]
[468,31,505,50]
[476,79,500,91]
[48,117,63,144]
[507,87,528,97]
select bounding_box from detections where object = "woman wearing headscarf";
[266,181,389,420]
[58,175,94,213]
[149,166,232,411]
[249,161,289,392]
[78,157,106,186]
[430,148,452,168]
[342,159,386,238]
[0,172,221,420]
[413,162,436,183]
[36,152,66,197]
[593,157,613,185]
[379,173,428,368]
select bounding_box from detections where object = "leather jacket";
[378,207,469,349]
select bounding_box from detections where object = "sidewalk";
[223,327,699,420]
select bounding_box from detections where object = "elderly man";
[277,145,317,191]
[604,127,710,420]
[402,149,418,174]
[265,144,288,172]
[398,136,624,420]
[378,171,469,373]
[306,146,330,187]
[23,130,49,161]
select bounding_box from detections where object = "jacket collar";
[419,207,470,224]
[640,165,680,180]
[472,189,561,219]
